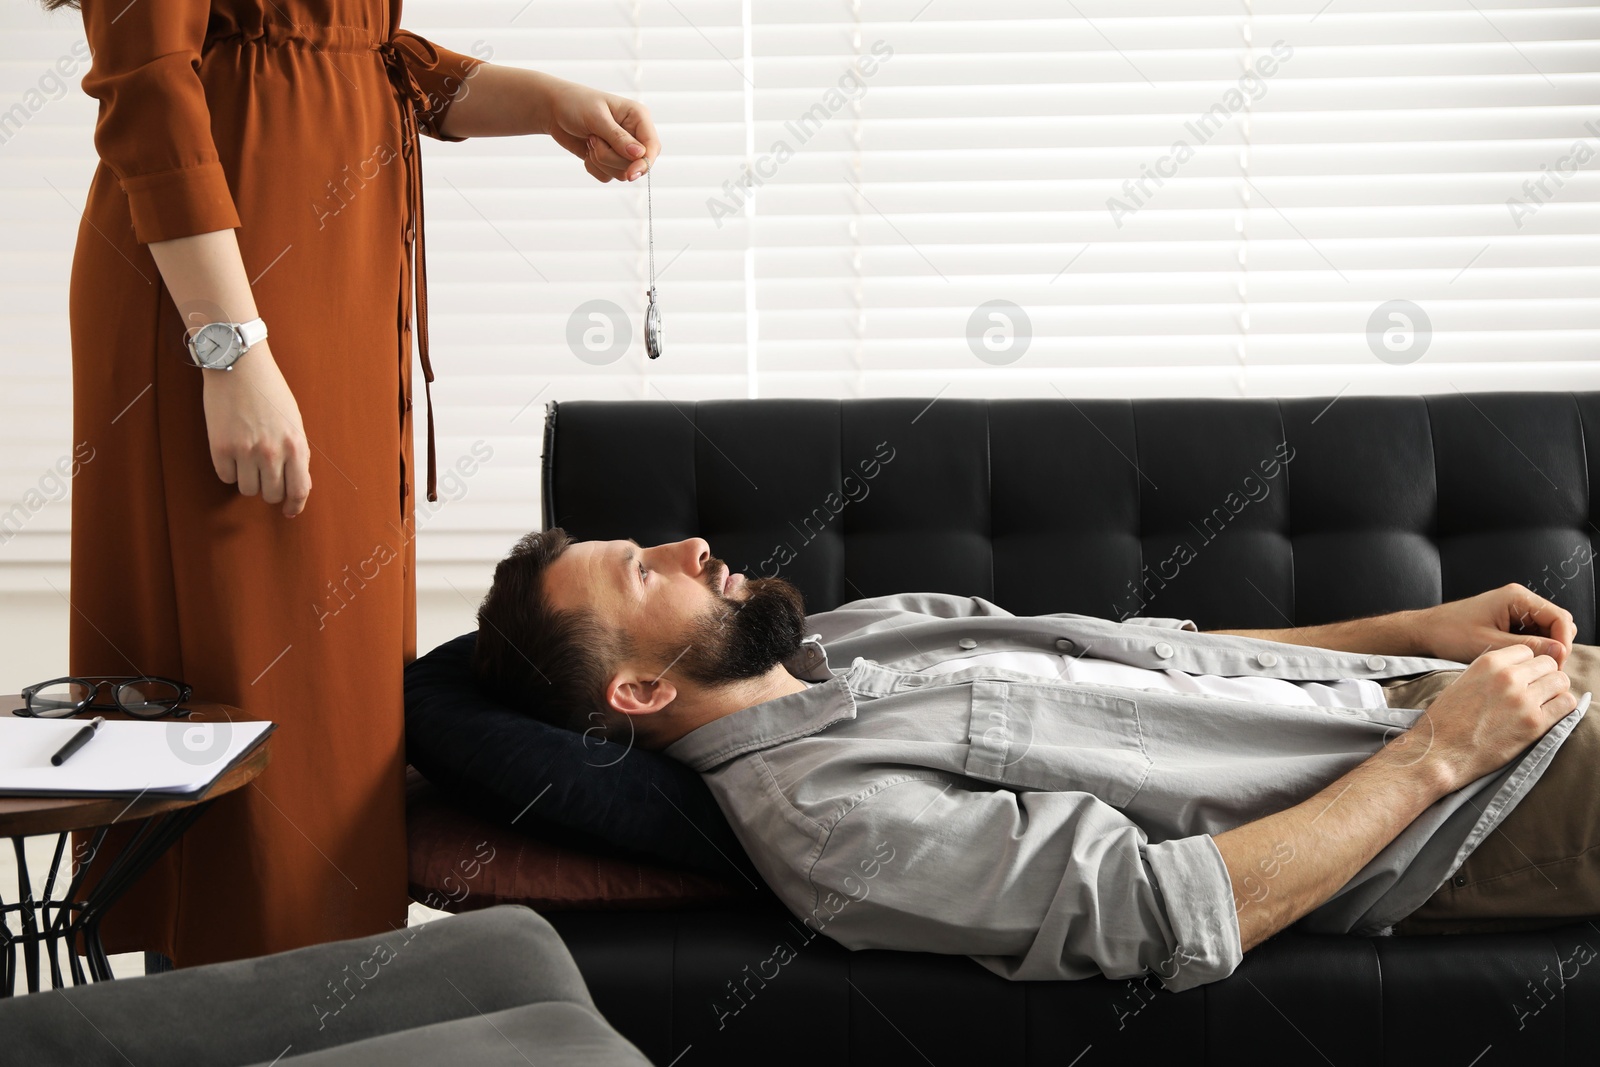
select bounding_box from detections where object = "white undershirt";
[919,649,1388,709]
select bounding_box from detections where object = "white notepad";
[0,717,275,798]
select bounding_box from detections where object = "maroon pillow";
[405,767,747,912]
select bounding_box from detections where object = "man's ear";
[606,670,678,717]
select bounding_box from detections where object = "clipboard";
[0,717,276,798]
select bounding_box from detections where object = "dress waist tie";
[377,35,443,503]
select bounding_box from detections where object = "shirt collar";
[664,635,858,771]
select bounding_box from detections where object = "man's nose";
[669,537,710,575]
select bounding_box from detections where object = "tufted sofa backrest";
[541,393,1599,640]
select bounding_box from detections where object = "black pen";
[51,716,105,767]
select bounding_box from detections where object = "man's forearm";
[1205,609,1425,658]
[1213,738,1451,952]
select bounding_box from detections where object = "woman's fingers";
[617,98,662,167]
[582,149,612,183]
[212,449,237,485]
[593,107,648,171]
[235,457,261,499]
[283,442,312,518]
[585,134,636,180]
[258,450,286,505]
[589,101,657,181]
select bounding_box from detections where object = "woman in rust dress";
[55,0,658,966]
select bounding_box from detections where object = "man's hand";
[1215,643,1578,953]
[1404,644,1578,793]
[1411,583,1576,669]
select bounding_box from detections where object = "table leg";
[2,799,216,996]
[8,838,41,995]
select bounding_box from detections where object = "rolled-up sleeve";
[807,777,1242,992]
[80,0,240,244]
[390,31,486,143]
[1120,615,1200,632]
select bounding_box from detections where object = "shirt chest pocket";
[963,679,1153,808]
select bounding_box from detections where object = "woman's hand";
[543,80,660,182]
[199,342,313,518]
[432,65,662,180]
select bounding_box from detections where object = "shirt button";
[1366,655,1387,672]
[405,226,416,243]
[1055,638,1074,652]
[1453,875,1468,887]
[404,396,413,411]
[1256,651,1278,668]
[958,637,978,650]
[1154,642,1174,659]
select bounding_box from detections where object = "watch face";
[191,323,240,368]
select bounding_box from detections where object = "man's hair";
[471,528,633,740]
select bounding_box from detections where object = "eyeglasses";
[12,676,193,719]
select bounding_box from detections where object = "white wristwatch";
[186,317,268,371]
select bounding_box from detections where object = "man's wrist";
[1378,607,1429,658]
[1370,722,1460,801]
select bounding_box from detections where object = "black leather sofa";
[534,392,1600,1066]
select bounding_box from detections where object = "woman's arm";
[77,0,308,516]
[147,230,310,518]
[437,64,660,182]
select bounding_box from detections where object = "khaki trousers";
[1384,645,1600,936]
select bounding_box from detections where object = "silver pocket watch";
[644,166,663,360]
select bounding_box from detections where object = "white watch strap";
[237,317,268,351]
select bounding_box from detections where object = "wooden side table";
[0,697,272,996]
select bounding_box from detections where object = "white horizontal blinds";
[0,16,97,584]
[412,0,755,565]
[1243,1,1600,369]
[744,0,1600,395]
[3,3,1599,584]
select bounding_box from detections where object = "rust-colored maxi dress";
[68,0,481,965]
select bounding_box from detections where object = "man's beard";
[663,565,808,687]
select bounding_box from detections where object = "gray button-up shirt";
[664,593,1587,992]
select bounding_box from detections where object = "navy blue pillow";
[403,632,761,885]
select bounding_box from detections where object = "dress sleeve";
[807,776,1243,992]
[79,0,241,244]
[389,31,487,143]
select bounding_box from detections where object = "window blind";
[2,1,1597,589]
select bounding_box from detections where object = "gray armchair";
[0,905,648,1066]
